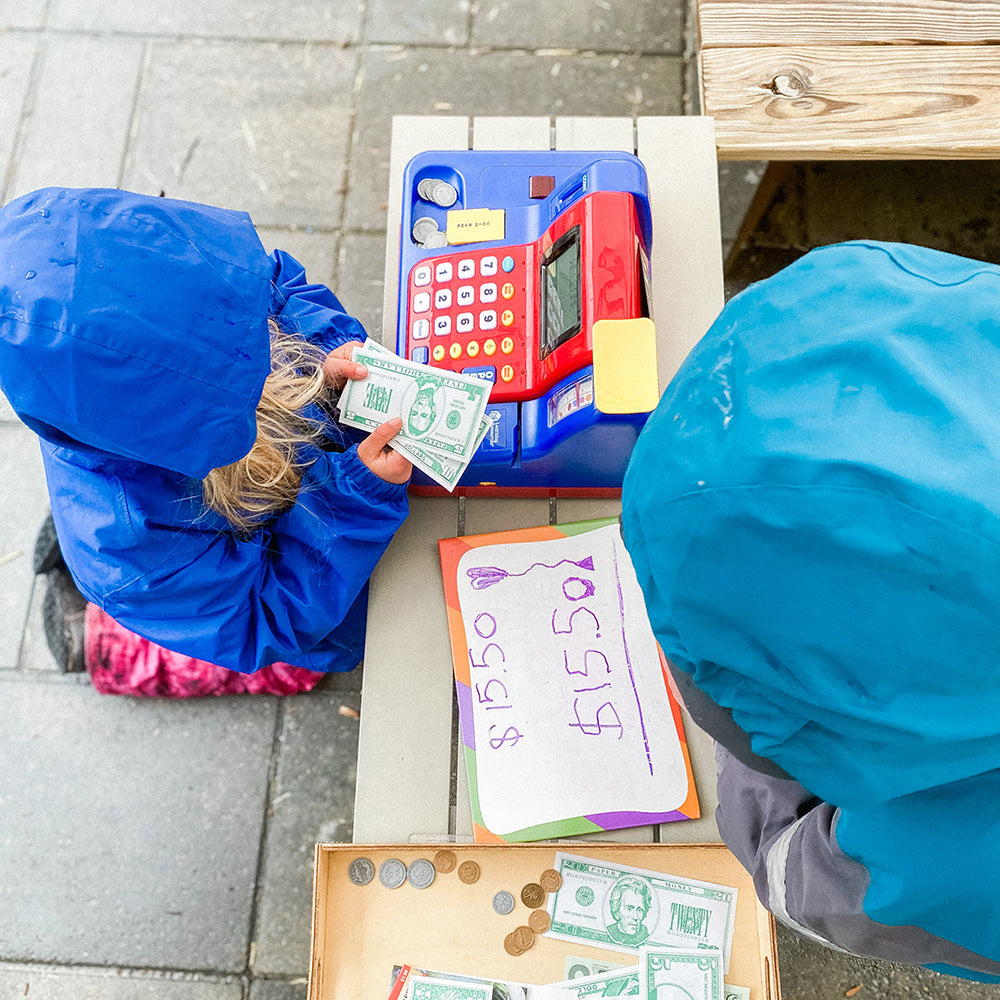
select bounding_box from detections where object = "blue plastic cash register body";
[397,149,654,495]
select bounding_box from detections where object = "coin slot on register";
[397,149,655,495]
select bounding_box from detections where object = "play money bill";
[562,957,630,981]
[546,966,640,999]
[639,948,722,1000]
[339,344,490,461]
[408,977,494,1000]
[546,853,738,970]
[390,411,494,490]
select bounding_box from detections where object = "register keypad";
[406,248,526,393]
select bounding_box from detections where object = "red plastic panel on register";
[402,189,643,406]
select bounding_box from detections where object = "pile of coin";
[495,867,564,957]
[411,215,448,248]
[417,178,458,208]
[344,852,565,959]
[346,848,480,891]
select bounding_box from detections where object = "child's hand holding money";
[356,416,413,484]
[322,339,369,389]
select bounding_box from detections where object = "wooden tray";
[309,842,780,1000]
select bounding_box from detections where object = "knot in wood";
[769,73,807,98]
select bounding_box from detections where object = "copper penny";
[503,931,524,956]
[528,909,550,934]
[457,860,481,884]
[512,925,535,951]
[433,850,457,873]
[539,868,562,892]
[520,882,544,908]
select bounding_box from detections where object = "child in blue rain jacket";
[621,241,1000,982]
[0,187,411,678]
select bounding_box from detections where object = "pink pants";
[84,604,326,697]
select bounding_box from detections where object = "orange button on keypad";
[500,364,515,382]
[467,340,480,358]
[432,344,446,362]
[449,342,462,360]
[501,310,515,328]
[483,339,497,356]
[501,282,515,299]
[501,336,515,354]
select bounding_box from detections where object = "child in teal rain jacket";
[621,241,1000,981]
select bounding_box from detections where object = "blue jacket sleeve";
[269,249,367,353]
[49,445,408,674]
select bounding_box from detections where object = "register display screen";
[540,227,582,358]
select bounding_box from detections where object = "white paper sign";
[455,524,687,836]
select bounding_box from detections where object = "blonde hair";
[202,319,331,533]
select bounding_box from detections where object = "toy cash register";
[397,149,658,495]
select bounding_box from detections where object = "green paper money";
[339,344,490,461]
[639,948,723,1000]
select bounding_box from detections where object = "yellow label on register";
[446,208,506,244]
[592,318,659,414]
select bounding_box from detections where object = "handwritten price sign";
[449,522,692,839]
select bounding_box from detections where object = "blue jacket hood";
[0,187,273,477]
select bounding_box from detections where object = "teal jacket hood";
[0,187,272,478]
[621,241,1000,962]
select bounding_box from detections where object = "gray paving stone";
[252,691,361,977]
[124,40,357,229]
[0,679,278,970]
[775,923,1000,1000]
[47,0,364,43]
[0,424,50,669]
[8,35,144,199]
[336,232,392,342]
[18,576,61,672]
[0,0,47,29]
[0,964,243,1000]
[0,35,37,205]
[249,979,307,1000]
[366,0,471,46]
[347,47,683,231]
[470,0,684,55]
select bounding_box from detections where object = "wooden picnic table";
[696,0,1000,160]
[352,115,726,846]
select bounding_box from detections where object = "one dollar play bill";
[339,343,490,462]
[639,948,723,1000]
[546,853,738,970]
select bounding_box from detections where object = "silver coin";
[348,856,375,886]
[424,230,448,248]
[407,857,436,889]
[428,180,458,207]
[411,216,439,244]
[493,889,515,915]
[379,857,407,889]
[417,178,438,201]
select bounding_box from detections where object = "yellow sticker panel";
[446,208,506,245]
[592,318,659,414]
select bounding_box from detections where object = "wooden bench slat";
[698,0,1000,47]
[701,45,1000,159]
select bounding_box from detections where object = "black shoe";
[33,512,65,575]
[42,567,87,673]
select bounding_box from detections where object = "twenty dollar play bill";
[545,853,738,970]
